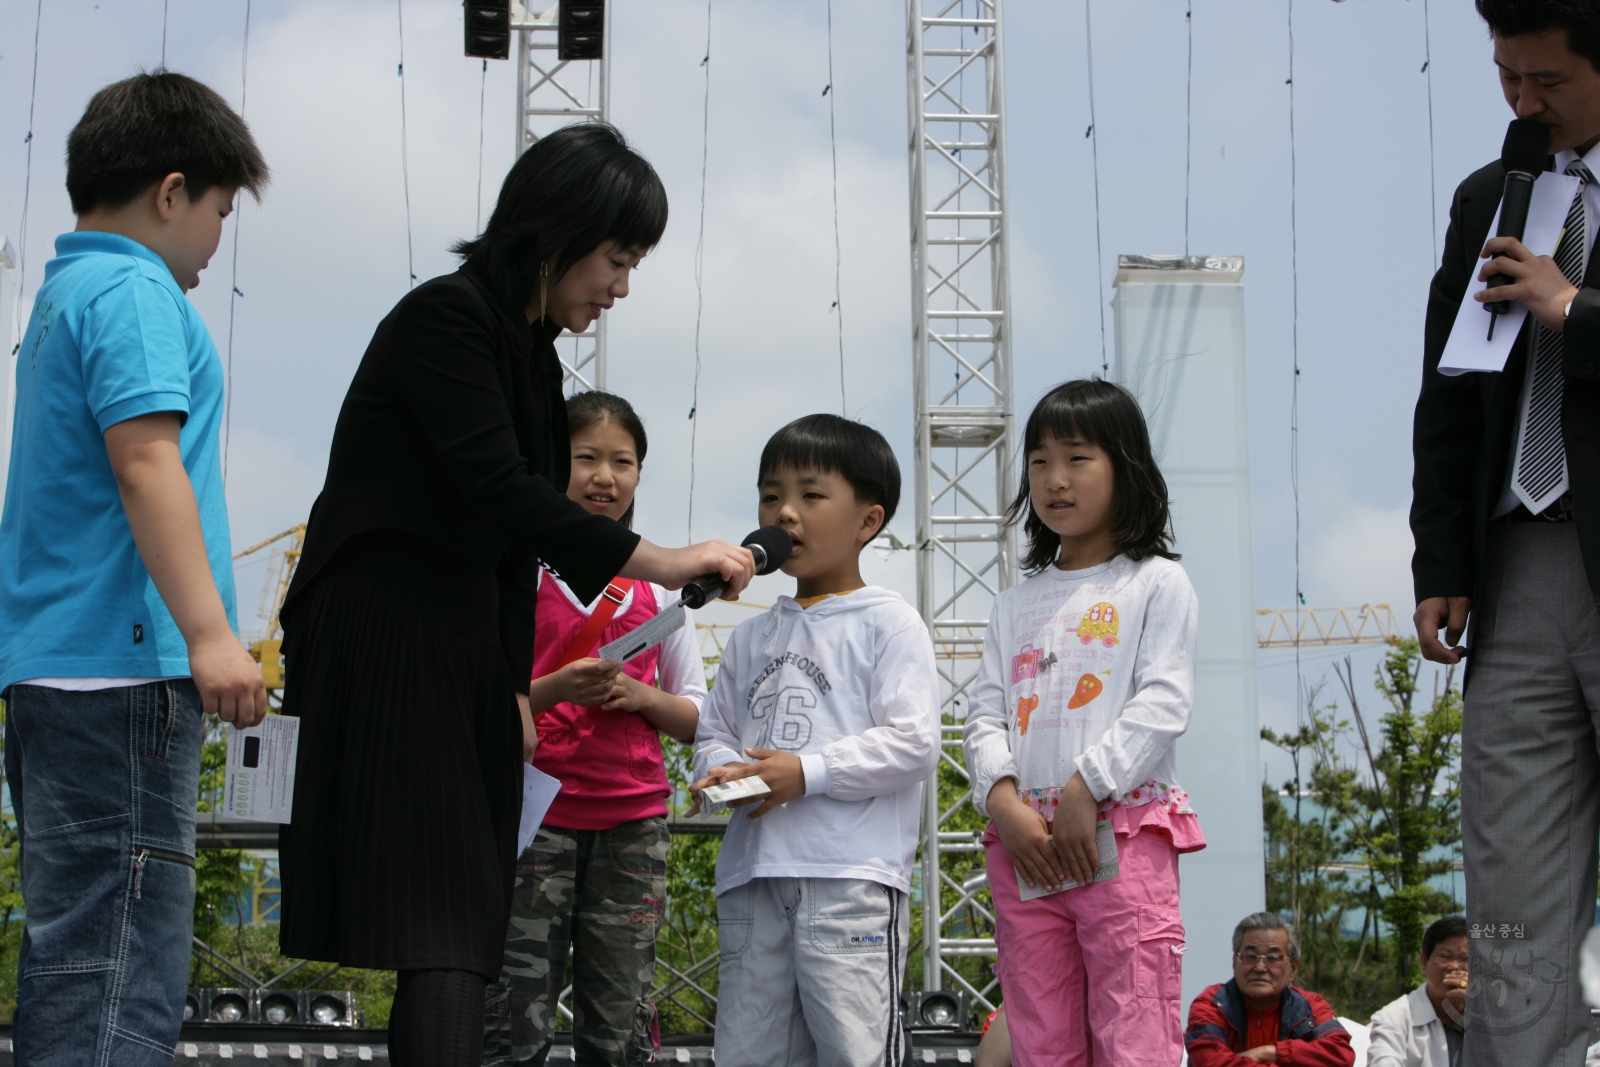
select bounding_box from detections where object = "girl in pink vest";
[485,391,706,1065]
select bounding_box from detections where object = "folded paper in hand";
[699,776,771,818]
[225,716,300,824]
[519,764,562,857]
[1017,819,1120,901]
[1438,170,1580,376]
[599,603,687,664]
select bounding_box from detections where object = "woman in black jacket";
[276,124,752,1065]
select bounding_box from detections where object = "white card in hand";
[224,715,300,824]
[1017,819,1120,901]
[699,775,771,817]
[519,764,562,857]
[598,602,687,664]
[1438,170,1581,376]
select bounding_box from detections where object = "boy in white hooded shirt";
[691,414,940,1067]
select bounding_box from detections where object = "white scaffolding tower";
[906,0,1015,1004]
[511,1,610,393]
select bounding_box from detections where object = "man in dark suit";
[1413,4,1600,1064]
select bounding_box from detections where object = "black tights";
[387,968,488,1067]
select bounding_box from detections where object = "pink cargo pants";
[985,826,1187,1067]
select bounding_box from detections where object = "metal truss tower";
[511,1,610,393]
[906,0,1015,1004]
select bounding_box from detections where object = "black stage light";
[558,0,605,61]
[900,989,972,1032]
[184,987,360,1027]
[306,990,357,1027]
[260,990,299,1024]
[207,989,250,1023]
[464,0,512,60]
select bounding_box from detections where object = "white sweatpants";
[714,877,910,1067]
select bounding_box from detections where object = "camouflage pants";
[484,816,668,1066]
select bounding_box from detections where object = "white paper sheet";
[224,715,300,824]
[1016,818,1120,901]
[698,775,772,818]
[518,763,563,857]
[598,601,686,664]
[1439,171,1580,376]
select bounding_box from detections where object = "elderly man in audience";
[1366,915,1469,1067]
[1184,911,1355,1066]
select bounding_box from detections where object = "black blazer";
[1412,157,1600,606]
[283,263,639,682]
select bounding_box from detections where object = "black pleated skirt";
[277,531,522,978]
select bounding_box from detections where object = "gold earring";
[539,262,550,322]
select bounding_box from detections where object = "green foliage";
[1262,640,1462,1021]
[0,701,24,1021]
[189,715,396,1024]
[656,740,721,1034]
[907,735,995,1010]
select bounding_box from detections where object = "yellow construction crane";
[1255,604,1402,649]
[231,524,306,691]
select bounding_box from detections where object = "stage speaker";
[464,0,512,60]
[558,0,605,60]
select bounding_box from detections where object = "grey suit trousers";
[1462,521,1600,1067]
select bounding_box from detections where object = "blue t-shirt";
[0,231,236,691]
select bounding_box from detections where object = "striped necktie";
[1511,159,1591,515]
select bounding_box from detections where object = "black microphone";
[1485,118,1551,337]
[678,526,794,609]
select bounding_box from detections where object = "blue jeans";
[3,681,202,1066]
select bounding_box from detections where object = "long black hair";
[453,123,668,314]
[1005,379,1177,574]
[567,391,648,529]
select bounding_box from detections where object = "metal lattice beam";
[907,0,1015,1004]
[512,1,609,393]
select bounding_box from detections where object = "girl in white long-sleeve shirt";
[964,379,1204,1067]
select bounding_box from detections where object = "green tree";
[1260,639,1463,1020]
[1332,641,1462,991]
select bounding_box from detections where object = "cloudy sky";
[0,0,1508,776]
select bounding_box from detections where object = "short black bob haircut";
[1477,0,1600,74]
[66,71,269,215]
[454,123,668,316]
[1006,379,1177,574]
[1422,915,1468,961]
[566,390,648,529]
[758,414,901,530]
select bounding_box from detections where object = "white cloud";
[1301,477,1416,623]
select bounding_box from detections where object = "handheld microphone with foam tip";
[678,526,794,609]
[1484,118,1551,335]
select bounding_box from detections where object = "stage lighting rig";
[183,988,360,1028]
[558,0,605,60]
[464,0,512,59]
[901,989,973,1032]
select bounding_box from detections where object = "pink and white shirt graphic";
[963,553,1205,851]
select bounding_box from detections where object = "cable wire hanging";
[686,0,714,541]
[1185,1,1193,256]
[161,0,170,67]
[13,0,45,351]
[1286,0,1305,720]
[476,58,488,232]
[223,0,254,481]
[824,0,846,416]
[1084,0,1108,376]
[397,0,418,288]
[1422,0,1439,263]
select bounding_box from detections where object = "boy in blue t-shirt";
[0,72,268,1063]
